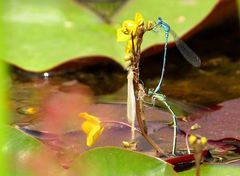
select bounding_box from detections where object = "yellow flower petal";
[116,20,136,42]
[79,112,104,147]
[135,12,144,26]
[86,125,104,147]
[79,112,100,123]
[125,38,137,54]
[117,28,129,42]
[81,121,95,134]
[122,20,136,34]
[125,40,133,54]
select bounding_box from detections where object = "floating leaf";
[1,126,41,176]
[70,147,178,176]
[2,126,41,157]
[1,0,218,71]
[179,165,240,176]
[1,126,67,176]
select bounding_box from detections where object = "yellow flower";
[125,39,137,55]
[188,134,197,145]
[190,123,201,130]
[188,134,208,146]
[116,12,144,42]
[79,112,104,147]
[200,136,207,145]
[18,106,39,115]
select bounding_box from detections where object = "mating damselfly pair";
[146,17,201,155]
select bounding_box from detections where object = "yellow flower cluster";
[116,13,144,60]
[79,112,104,147]
[188,135,207,146]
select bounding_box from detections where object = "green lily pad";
[0,60,8,175]
[70,147,178,176]
[179,165,240,176]
[2,127,240,176]
[1,126,177,175]
[1,0,217,72]
[1,126,68,176]
[1,126,42,176]
[2,126,41,155]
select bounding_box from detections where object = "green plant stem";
[132,26,164,155]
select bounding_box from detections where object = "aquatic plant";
[117,12,165,154]
[117,12,201,156]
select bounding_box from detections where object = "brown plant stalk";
[131,24,164,155]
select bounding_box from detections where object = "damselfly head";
[147,88,154,95]
[157,17,163,25]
